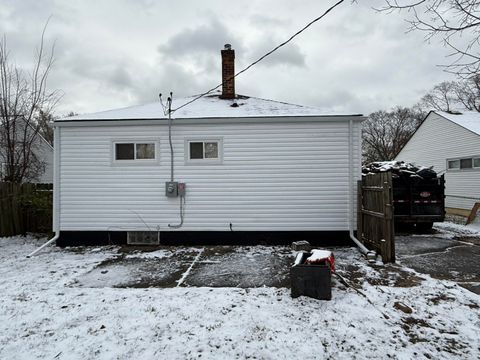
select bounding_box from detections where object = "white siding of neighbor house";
[0,124,53,183]
[36,138,54,183]
[56,119,361,232]
[396,112,480,210]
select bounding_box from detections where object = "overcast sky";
[0,0,457,116]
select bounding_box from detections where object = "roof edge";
[434,110,480,138]
[55,115,365,127]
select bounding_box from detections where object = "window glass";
[474,158,480,168]
[116,143,135,160]
[190,142,204,159]
[136,143,155,159]
[448,160,460,169]
[460,158,473,169]
[204,142,218,159]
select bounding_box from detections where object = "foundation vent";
[127,231,160,245]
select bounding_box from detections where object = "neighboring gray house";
[52,46,364,246]
[395,110,480,216]
[0,119,53,183]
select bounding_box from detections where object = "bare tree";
[0,24,60,182]
[421,81,458,112]
[379,1,480,77]
[363,107,425,163]
[37,110,54,146]
[421,76,480,112]
[454,74,480,111]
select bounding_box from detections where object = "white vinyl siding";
[396,112,480,210]
[58,119,362,232]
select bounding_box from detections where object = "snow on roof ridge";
[58,93,362,122]
[239,94,316,109]
[435,109,480,136]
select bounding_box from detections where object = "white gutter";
[28,126,61,258]
[348,119,377,261]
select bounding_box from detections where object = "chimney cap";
[224,44,232,50]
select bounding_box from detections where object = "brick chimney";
[220,44,235,99]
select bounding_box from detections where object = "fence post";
[381,172,395,263]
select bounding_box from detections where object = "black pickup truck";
[363,161,445,230]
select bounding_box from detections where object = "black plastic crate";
[290,253,332,300]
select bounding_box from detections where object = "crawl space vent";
[127,231,159,245]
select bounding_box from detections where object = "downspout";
[28,125,60,257]
[348,119,377,261]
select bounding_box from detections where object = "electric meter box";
[165,181,178,197]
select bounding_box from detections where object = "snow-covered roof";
[58,92,362,122]
[436,110,480,136]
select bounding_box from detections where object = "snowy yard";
[1,230,479,359]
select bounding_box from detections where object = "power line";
[172,0,346,114]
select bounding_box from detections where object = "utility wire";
[172,0,346,113]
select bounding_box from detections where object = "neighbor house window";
[460,158,473,169]
[114,142,156,162]
[447,156,480,171]
[186,139,222,163]
[447,160,460,170]
[474,158,480,168]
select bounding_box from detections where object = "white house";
[0,119,53,183]
[395,110,480,216]
[52,46,364,246]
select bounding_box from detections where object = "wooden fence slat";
[0,182,53,237]
[357,172,396,263]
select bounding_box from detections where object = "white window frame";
[447,156,480,171]
[474,157,480,169]
[185,138,223,165]
[111,139,159,165]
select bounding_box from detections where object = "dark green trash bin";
[290,252,332,300]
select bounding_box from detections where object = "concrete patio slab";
[181,246,294,288]
[74,248,200,288]
[73,246,295,289]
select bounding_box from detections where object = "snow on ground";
[434,221,480,237]
[0,236,479,360]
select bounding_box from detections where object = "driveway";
[395,224,480,294]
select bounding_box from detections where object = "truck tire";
[416,222,433,232]
[395,222,414,233]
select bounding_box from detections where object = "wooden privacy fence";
[357,172,395,263]
[0,182,53,237]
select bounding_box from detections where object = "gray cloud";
[158,18,244,58]
[249,14,291,27]
[247,37,306,68]
[0,0,460,116]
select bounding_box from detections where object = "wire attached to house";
[168,194,185,228]
[171,0,346,113]
[158,93,169,116]
[167,93,174,181]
